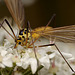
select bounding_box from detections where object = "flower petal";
[2,60,13,67]
[1,50,7,56]
[2,54,13,67]
[49,53,55,59]
[21,58,30,69]
[0,63,5,68]
[56,51,73,59]
[16,62,22,66]
[39,55,50,69]
[29,58,37,74]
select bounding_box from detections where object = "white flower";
[55,51,73,59]
[0,38,75,75]
[21,58,30,69]
[0,47,13,68]
[20,50,38,74]
[29,58,37,74]
[39,54,50,69]
[49,52,56,59]
[2,54,13,67]
[68,57,75,62]
[0,38,53,74]
[12,55,21,63]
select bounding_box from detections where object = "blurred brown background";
[0,0,75,28]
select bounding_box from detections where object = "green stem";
[36,65,43,73]
[9,67,14,75]
[0,69,2,75]
[23,68,31,75]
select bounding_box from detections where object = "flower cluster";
[0,39,55,74]
[0,38,75,75]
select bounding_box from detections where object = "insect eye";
[19,29,24,35]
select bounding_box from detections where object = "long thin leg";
[38,43,54,47]
[54,44,75,73]
[28,21,39,68]
[44,14,56,30]
[28,42,75,73]
[28,14,56,47]
[28,42,54,48]
[1,19,16,39]
[24,22,29,47]
[28,37,40,47]
[0,23,15,39]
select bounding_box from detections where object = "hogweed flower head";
[0,38,75,75]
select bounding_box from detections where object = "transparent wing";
[32,25,75,43]
[4,0,25,29]
[52,25,75,42]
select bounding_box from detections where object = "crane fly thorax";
[32,26,53,39]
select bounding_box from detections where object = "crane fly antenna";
[1,19,16,40]
[54,44,75,73]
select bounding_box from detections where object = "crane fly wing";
[32,25,75,43]
[51,25,75,42]
[4,0,25,29]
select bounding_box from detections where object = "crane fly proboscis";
[0,0,75,73]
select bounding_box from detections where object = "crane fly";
[0,0,75,73]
